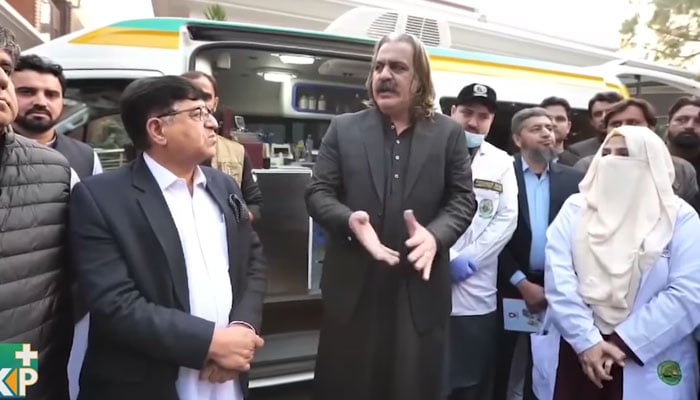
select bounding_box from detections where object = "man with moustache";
[11,54,102,179]
[494,108,583,400]
[540,97,579,166]
[0,27,73,400]
[12,55,105,400]
[306,33,475,400]
[666,96,700,186]
[568,92,623,158]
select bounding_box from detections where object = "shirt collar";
[521,156,550,174]
[46,133,57,147]
[143,152,207,191]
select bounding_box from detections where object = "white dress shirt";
[92,153,103,175]
[144,153,242,400]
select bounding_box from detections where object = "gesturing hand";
[348,211,400,265]
[579,341,626,388]
[404,210,437,281]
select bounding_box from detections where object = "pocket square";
[227,193,250,223]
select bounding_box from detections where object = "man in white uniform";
[444,84,518,400]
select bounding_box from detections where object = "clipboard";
[502,298,544,333]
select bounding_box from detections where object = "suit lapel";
[548,163,566,223]
[514,155,531,230]
[362,110,386,204]
[403,118,432,200]
[202,170,240,288]
[131,156,190,312]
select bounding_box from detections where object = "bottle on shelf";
[305,134,314,159]
[308,94,317,111]
[295,140,305,160]
[317,94,326,111]
[298,94,308,110]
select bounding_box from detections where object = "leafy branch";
[204,4,227,21]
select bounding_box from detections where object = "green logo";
[478,199,495,219]
[657,360,682,386]
[0,344,39,398]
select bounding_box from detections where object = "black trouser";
[493,271,543,400]
[444,312,498,400]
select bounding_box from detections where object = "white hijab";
[573,125,679,334]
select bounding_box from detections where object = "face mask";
[465,131,484,148]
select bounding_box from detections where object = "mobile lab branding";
[0,344,38,398]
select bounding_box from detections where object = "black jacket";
[69,155,267,400]
[305,109,475,333]
[498,156,584,297]
[54,133,95,180]
[0,129,72,400]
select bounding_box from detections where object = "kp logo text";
[0,344,38,398]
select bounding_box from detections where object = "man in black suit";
[306,33,475,400]
[493,107,584,400]
[69,76,267,400]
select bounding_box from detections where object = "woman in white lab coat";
[532,125,700,400]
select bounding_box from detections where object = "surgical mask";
[465,131,484,148]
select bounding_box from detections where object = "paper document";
[502,298,543,333]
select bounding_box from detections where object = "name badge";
[474,179,503,193]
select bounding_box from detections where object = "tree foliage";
[204,4,227,21]
[621,0,700,65]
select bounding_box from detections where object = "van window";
[65,79,133,171]
[193,47,369,150]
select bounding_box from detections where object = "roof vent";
[325,7,451,48]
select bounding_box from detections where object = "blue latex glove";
[450,253,478,283]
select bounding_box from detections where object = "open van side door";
[596,63,700,132]
[175,21,376,389]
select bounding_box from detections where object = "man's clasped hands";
[201,324,265,383]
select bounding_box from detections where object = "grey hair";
[0,26,20,67]
[511,107,552,135]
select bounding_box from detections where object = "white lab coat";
[532,194,700,400]
[450,141,518,316]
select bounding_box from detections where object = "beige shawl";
[573,125,679,334]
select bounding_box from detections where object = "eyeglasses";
[156,105,213,122]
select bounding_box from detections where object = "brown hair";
[668,96,700,120]
[365,33,436,120]
[181,70,218,96]
[0,26,20,67]
[588,91,624,117]
[603,98,657,129]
